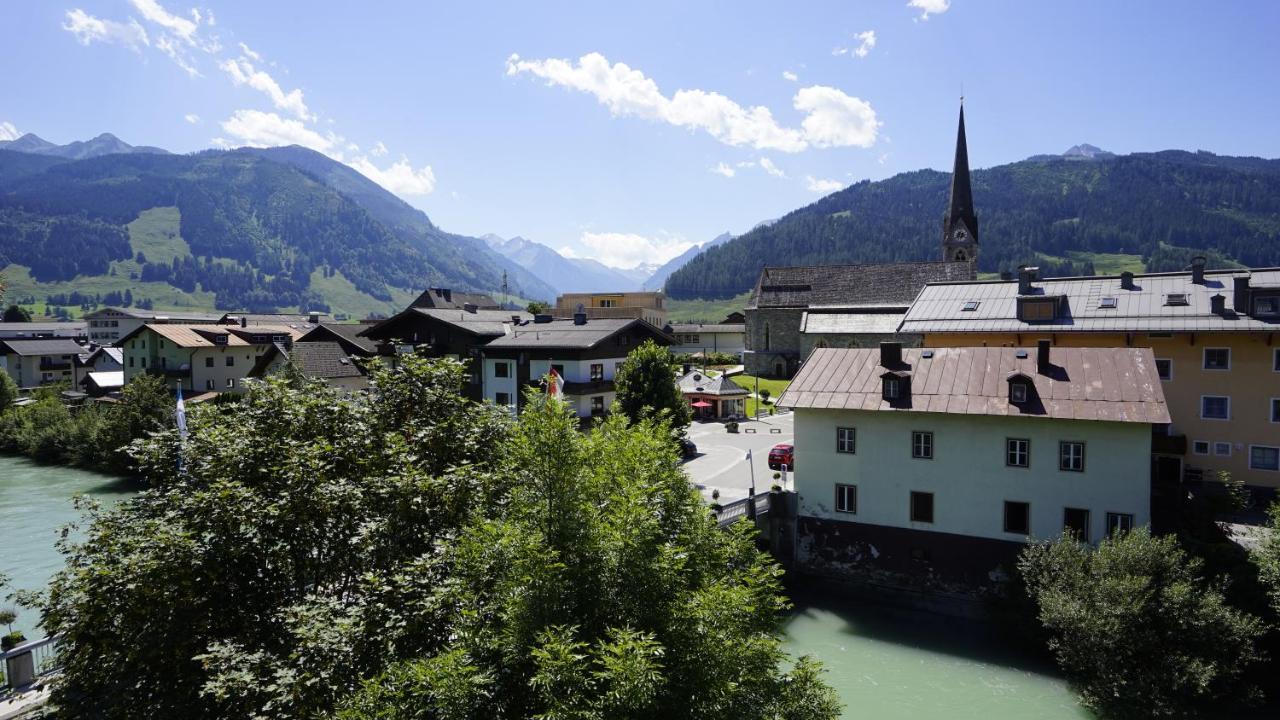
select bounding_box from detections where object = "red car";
[768,443,794,471]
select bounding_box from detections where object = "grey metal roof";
[900,268,1280,334]
[669,323,745,334]
[778,346,1169,424]
[287,342,365,379]
[677,371,750,396]
[413,308,531,337]
[747,261,973,310]
[486,318,669,350]
[409,288,501,311]
[0,322,86,337]
[0,338,86,356]
[84,307,222,322]
[800,311,906,335]
[300,323,380,354]
[85,371,124,388]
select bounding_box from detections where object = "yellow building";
[553,292,667,327]
[898,263,1280,488]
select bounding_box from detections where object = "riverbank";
[0,455,138,638]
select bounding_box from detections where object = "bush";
[1019,528,1265,718]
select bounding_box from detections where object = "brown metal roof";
[777,346,1169,424]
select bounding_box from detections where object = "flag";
[175,384,188,440]
[547,368,564,397]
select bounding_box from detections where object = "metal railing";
[715,493,771,527]
[2,635,61,695]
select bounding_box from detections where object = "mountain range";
[481,234,656,295]
[0,132,169,160]
[666,146,1280,299]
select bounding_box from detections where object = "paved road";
[682,412,794,503]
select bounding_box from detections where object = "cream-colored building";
[0,338,86,389]
[553,292,667,327]
[899,263,1280,488]
[119,323,305,394]
[779,343,1167,583]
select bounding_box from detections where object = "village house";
[0,321,86,341]
[73,346,123,387]
[479,313,673,418]
[554,291,668,327]
[0,338,86,388]
[898,262,1280,488]
[677,370,749,420]
[119,323,305,394]
[83,307,222,345]
[297,322,383,360]
[667,320,746,359]
[249,341,369,392]
[743,106,980,378]
[778,341,1168,585]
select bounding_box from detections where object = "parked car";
[678,437,698,459]
[768,443,794,471]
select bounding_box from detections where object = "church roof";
[747,261,973,310]
[944,103,979,242]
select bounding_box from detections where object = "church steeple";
[942,102,979,266]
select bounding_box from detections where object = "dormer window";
[1255,296,1280,316]
[1016,296,1061,323]
[880,370,910,402]
[884,378,900,399]
[1165,293,1189,306]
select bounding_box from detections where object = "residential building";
[0,322,86,340]
[249,341,368,392]
[899,263,1280,488]
[408,287,501,311]
[83,307,222,345]
[668,322,746,358]
[480,315,673,418]
[74,346,123,387]
[218,312,327,330]
[119,323,305,393]
[554,292,667,327]
[297,323,382,359]
[678,370,749,419]
[778,342,1167,584]
[743,105,978,378]
[83,371,124,397]
[0,338,86,388]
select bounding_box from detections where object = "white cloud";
[908,0,951,20]
[832,47,848,57]
[371,140,388,157]
[794,86,880,148]
[805,176,844,193]
[347,156,436,196]
[853,31,877,58]
[220,56,312,120]
[759,157,786,178]
[219,109,334,152]
[238,41,261,61]
[508,52,880,152]
[0,121,20,141]
[710,162,735,178]
[782,70,799,82]
[561,231,695,269]
[184,113,200,124]
[62,9,150,52]
[157,34,199,76]
[129,0,198,44]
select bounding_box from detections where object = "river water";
[0,455,137,639]
[2,454,1092,715]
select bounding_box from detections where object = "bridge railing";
[716,493,771,527]
[2,635,62,696]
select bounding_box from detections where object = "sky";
[2,1,1280,270]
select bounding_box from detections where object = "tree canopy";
[613,340,691,431]
[2,304,30,322]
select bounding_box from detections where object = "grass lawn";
[734,374,790,417]
[1064,251,1146,275]
[665,292,751,323]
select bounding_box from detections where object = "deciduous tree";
[613,340,691,430]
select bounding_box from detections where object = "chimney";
[879,341,902,368]
[1120,271,1135,290]
[1037,339,1051,372]
[1190,256,1206,285]
[1233,275,1251,313]
[463,303,478,314]
[308,312,319,324]
[442,289,452,303]
[1210,294,1226,315]
[511,315,522,324]
[534,314,553,324]
[240,316,247,328]
[1017,266,1039,295]
[573,312,588,326]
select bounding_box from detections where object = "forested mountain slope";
[665,150,1280,299]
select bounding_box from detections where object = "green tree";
[613,340,691,430]
[1253,501,1280,616]
[338,392,840,719]
[1019,528,1264,718]
[91,373,175,474]
[526,300,550,314]
[2,304,31,322]
[0,372,16,414]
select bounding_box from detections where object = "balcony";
[1152,433,1187,456]
[146,364,192,379]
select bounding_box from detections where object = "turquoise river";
[1,454,1091,717]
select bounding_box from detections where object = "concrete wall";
[744,308,804,376]
[793,408,1152,545]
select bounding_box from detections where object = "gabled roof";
[899,267,1280,334]
[800,311,906,335]
[748,261,973,310]
[677,371,750,396]
[299,323,380,354]
[485,318,673,350]
[778,346,1169,424]
[0,338,86,356]
[85,371,124,389]
[409,287,500,311]
[362,307,531,342]
[84,306,222,322]
[248,341,365,380]
[119,323,306,348]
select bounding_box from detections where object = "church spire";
[942,101,979,267]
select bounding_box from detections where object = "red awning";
[690,401,713,408]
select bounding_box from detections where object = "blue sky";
[3,1,1279,269]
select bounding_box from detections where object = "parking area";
[682,412,794,504]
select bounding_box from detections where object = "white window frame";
[834,484,857,514]
[1006,438,1030,468]
[1202,347,1231,371]
[495,391,512,407]
[1106,512,1134,536]
[836,427,856,454]
[912,431,934,460]
[1059,441,1086,472]
[1249,445,1279,472]
[1192,440,1210,455]
[1200,395,1230,420]
[1213,441,1232,457]
[1155,358,1173,382]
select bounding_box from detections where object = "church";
[743,104,980,378]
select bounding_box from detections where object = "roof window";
[961,301,980,312]
[1099,297,1118,309]
[1165,293,1189,306]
